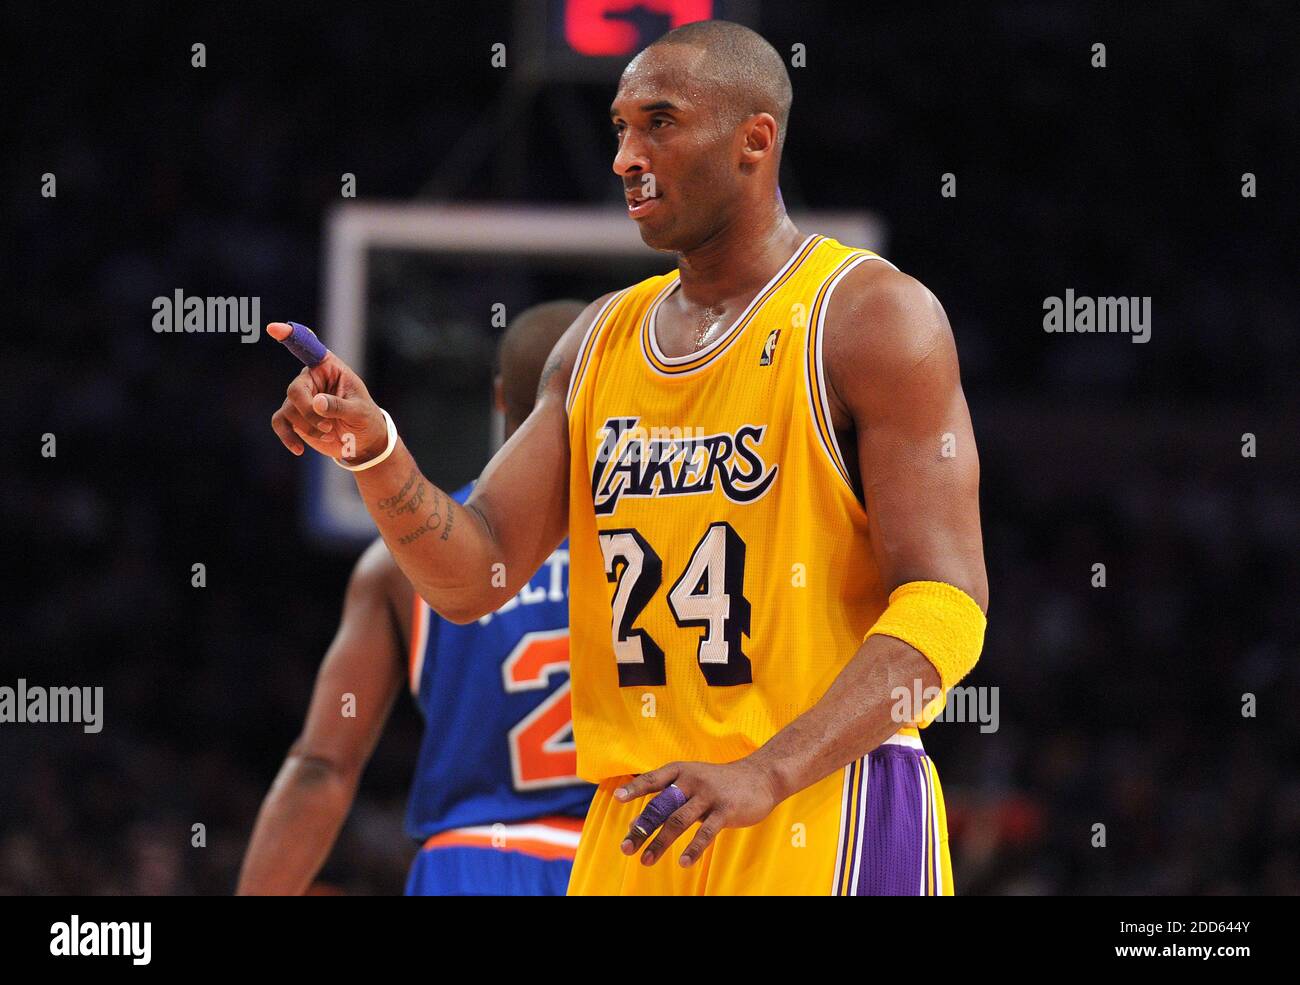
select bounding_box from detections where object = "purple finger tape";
[631,783,687,837]
[282,321,328,367]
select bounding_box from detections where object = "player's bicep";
[291,540,406,778]
[857,351,985,604]
[830,273,987,608]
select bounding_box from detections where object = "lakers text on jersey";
[565,234,924,779]
[563,236,952,894]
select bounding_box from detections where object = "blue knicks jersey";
[404,486,594,841]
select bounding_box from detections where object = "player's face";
[610,48,742,252]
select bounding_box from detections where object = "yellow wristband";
[864,580,987,692]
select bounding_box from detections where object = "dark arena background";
[4,0,1298,906]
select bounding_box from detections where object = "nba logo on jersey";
[562,234,955,895]
[565,233,907,780]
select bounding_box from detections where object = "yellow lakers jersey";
[566,234,904,782]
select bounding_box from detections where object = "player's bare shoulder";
[820,260,961,420]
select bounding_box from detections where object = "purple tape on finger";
[282,321,328,367]
[631,783,688,837]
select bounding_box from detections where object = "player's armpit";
[821,263,988,611]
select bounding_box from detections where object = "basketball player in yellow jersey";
[266,20,987,895]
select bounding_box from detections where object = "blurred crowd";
[3,3,1296,894]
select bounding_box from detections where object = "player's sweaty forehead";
[611,44,721,122]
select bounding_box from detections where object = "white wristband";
[335,408,397,472]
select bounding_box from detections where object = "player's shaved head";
[612,21,793,252]
[497,299,588,434]
[643,19,792,152]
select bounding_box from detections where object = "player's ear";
[740,113,779,164]
[493,375,505,414]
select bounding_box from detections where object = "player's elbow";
[283,748,357,789]
[437,604,486,626]
[423,590,493,626]
[946,546,989,614]
[422,579,519,625]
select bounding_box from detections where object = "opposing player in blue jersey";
[238,300,593,896]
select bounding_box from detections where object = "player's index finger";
[278,321,328,367]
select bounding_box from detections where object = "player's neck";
[674,207,804,307]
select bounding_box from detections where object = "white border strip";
[928,760,943,895]
[811,252,899,484]
[831,758,855,895]
[646,234,818,367]
[565,289,627,412]
[916,759,932,896]
[882,732,924,749]
[441,821,583,849]
[848,757,870,896]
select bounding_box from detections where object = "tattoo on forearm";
[389,481,425,517]
[378,468,423,518]
[393,488,457,547]
[397,488,444,545]
[379,470,457,547]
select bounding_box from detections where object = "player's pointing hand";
[616,758,782,868]
[266,321,387,465]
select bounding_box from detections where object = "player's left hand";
[615,758,781,867]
